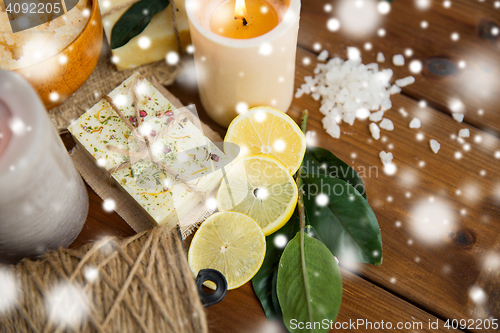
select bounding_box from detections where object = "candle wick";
[235,16,248,26]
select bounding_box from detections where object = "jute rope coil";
[0,227,207,333]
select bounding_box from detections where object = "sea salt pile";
[295,48,414,139]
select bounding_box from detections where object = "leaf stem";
[296,109,308,229]
[300,109,309,134]
[297,110,313,322]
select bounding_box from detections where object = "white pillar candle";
[0,70,88,263]
[186,0,300,127]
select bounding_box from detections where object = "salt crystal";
[430,140,440,154]
[370,123,381,139]
[452,113,464,123]
[295,89,304,98]
[369,111,384,122]
[395,76,415,87]
[380,98,392,111]
[389,85,402,95]
[343,111,356,126]
[317,50,329,61]
[393,54,405,66]
[322,116,341,138]
[458,129,470,138]
[409,118,421,128]
[377,52,385,63]
[399,108,408,117]
[347,47,361,61]
[366,63,379,71]
[379,151,393,166]
[379,118,394,131]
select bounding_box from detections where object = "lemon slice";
[188,211,266,290]
[225,106,306,175]
[217,155,298,236]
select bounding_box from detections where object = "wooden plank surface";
[297,0,500,134]
[64,1,500,332]
[203,268,464,333]
[291,46,500,332]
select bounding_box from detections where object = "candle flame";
[234,0,247,19]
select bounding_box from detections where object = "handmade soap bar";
[69,73,229,228]
[99,0,190,70]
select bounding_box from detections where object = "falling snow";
[166,52,180,65]
[274,235,288,249]
[138,36,151,49]
[409,60,423,73]
[0,267,19,314]
[327,18,341,31]
[469,286,487,304]
[83,266,99,283]
[46,283,88,327]
[103,199,116,212]
[410,199,455,244]
[377,1,391,14]
[205,197,218,210]
[316,193,329,206]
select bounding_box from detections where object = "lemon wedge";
[225,106,306,175]
[217,155,298,236]
[188,211,266,290]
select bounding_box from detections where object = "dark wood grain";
[291,46,500,332]
[297,0,500,134]
[204,269,464,333]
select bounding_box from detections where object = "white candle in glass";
[0,70,89,263]
[186,0,300,127]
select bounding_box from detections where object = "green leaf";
[302,174,383,265]
[253,212,327,322]
[277,232,343,333]
[252,209,300,321]
[110,0,169,49]
[301,147,367,199]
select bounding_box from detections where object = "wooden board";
[204,269,464,333]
